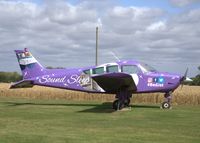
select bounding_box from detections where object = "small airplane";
[11,48,190,110]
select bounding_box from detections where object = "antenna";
[110,51,120,62]
[95,27,98,66]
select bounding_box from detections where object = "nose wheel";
[161,101,171,109]
[161,92,172,109]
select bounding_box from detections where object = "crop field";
[0,83,200,143]
[0,83,200,105]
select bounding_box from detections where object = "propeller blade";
[180,68,188,82]
[180,68,189,89]
[183,68,188,80]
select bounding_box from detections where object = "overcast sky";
[0,0,200,77]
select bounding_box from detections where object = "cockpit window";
[140,63,157,73]
[83,69,90,75]
[92,67,104,74]
[121,65,139,74]
[106,65,118,73]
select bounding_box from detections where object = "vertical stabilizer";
[15,48,45,79]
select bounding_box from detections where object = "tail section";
[15,48,45,79]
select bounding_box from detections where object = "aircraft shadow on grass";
[78,103,160,113]
[3,102,160,113]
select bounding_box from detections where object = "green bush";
[0,72,22,83]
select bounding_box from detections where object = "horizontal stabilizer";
[10,80,34,89]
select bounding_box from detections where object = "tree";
[46,66,65,69]
[188,66,200,86]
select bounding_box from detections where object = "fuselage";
[12,48,187,110]
[32,60,181,94]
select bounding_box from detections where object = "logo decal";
[17,51,37,66]
[38,74,90,87]
[147,77,164,87]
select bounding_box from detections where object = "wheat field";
[0,83,200,105]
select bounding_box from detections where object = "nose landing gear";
[161,92,172,109]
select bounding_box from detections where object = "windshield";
[140,63,157,73]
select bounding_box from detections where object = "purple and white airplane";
[11,48,189,110]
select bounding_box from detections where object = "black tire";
[124,98,130,107]
[112,100,118,110]
[112,100,123,110]
[161,102,171,109]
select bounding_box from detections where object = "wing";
[10,80,34,89]
[92,72,137,94]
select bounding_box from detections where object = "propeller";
[180,68,192,89]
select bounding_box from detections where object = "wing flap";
[92,73,137,93]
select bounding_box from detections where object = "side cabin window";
[106,65,119,73]
[92,67,104,74]
[83,69,90,75]
[121,65,139,74]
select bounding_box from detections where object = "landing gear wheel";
[124,98,130,107]
[161,102,171,109]
[112,100,123,110]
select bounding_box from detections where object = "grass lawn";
[0,97,199,143]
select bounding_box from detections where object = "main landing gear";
[161,92,172,109]
[112,89,132,111]
[112,90,173,110]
